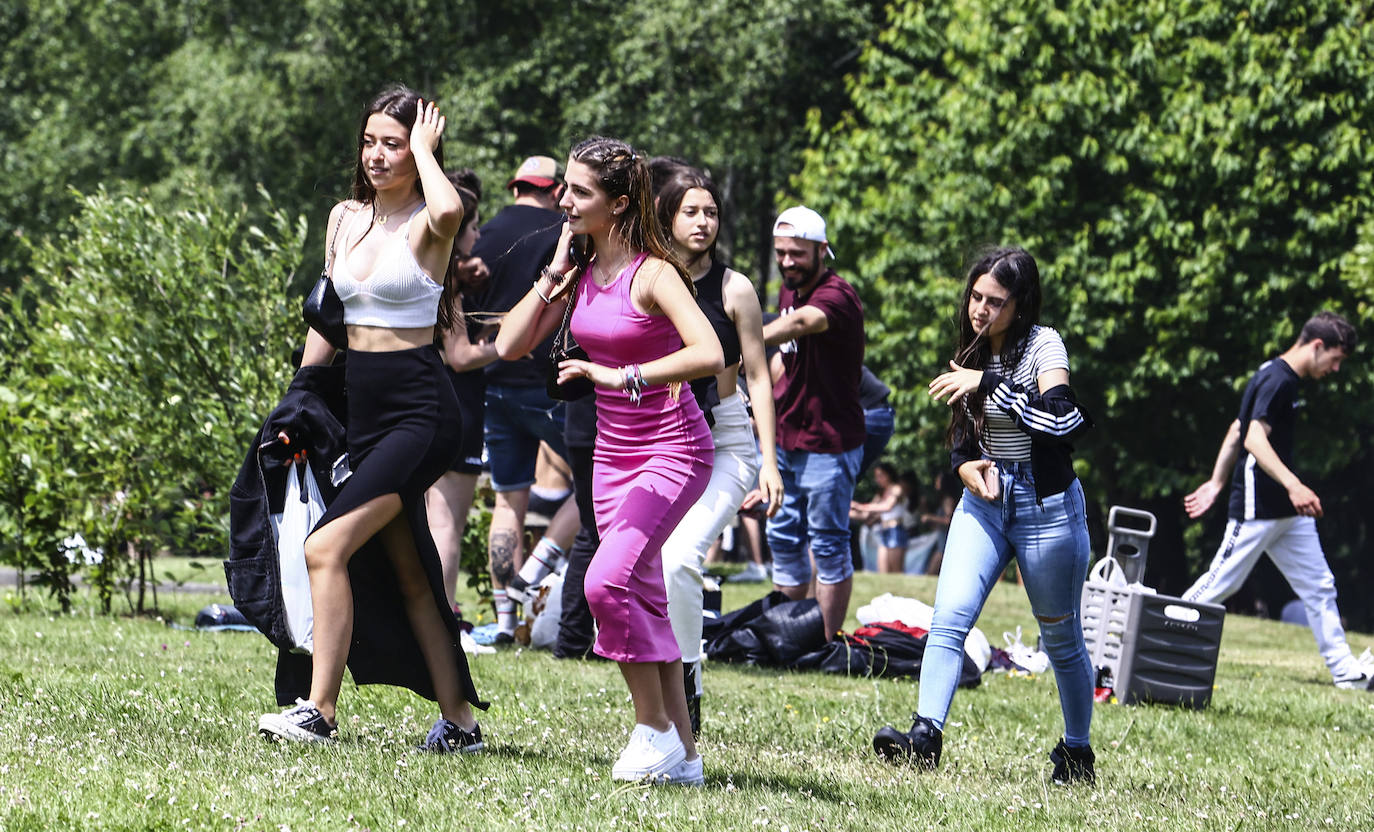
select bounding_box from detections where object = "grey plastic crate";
[1116,592,1226,709]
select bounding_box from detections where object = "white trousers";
[663,393,760,666]
[1184,515,1359,681]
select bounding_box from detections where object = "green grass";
[1,570,1371,831]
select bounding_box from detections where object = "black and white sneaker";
[505,575,533,605]
[419,718,484,753]
[1333,671,1374,690]
[259,699,337,744]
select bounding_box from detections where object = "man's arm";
[1242,419,1322,517]
[1183,419,1242,519]
[762,306,828,346]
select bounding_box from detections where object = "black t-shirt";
[858,365,891,410]
[470,205,564,387]
[1228,358,1300,520]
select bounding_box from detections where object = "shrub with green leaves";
[0,187,306,610]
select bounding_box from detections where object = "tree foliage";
[0,0,885,295]
[0,187,304,609]
[796,0,1374,616]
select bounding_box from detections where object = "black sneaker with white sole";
[259,700,337,744]
[420,718,484,753]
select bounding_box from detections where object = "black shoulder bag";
[302,209,349,349]
[545,271,595,401]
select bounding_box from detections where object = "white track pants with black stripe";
[1184,516,1361,682]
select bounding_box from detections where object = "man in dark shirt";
[761,206,865,641]
[1183,310,1370,689]
[470,155,581,640]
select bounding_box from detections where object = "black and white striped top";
[980,326,1070,461]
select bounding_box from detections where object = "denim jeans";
[768,445,864,586]
[917,462,1094,746]
[483,383,568,490]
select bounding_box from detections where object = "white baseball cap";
[772,205,835,259]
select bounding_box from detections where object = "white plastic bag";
[856,592,991,673]
[269,461,325,654]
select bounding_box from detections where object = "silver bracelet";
[534,282,552,304]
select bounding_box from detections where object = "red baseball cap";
[507,155,560,189]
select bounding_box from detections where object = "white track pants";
[662,393,760,666]
[1184,516,1359,681]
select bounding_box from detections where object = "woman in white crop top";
[259,85,486,751]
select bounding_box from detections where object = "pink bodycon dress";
[570,252,715,663]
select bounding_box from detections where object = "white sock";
[494,590,517,633]
[517,538,564,586]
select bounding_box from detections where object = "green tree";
[796,0,1374,618]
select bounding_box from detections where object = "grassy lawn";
[1,567,1370,831]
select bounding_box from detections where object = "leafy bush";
[0,186,306,611]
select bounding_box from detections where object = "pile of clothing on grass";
[702,592,995,687]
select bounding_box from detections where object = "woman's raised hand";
[410,98,446,155]
[547,220,575,276]
[929,360,984,405]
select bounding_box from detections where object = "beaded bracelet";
[622,364,644,406]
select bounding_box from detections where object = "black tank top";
[696,260,741,367]
[689,261,742,425]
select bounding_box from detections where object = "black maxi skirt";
[309,344,486,710]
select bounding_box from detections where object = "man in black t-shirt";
[1183,311,1371,690]
[470,155,581,641]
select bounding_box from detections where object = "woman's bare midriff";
[346,324,435,352]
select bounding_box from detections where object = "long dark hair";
[435,180,481,334]
[654,167,722,265]
[946,246,1043,450]
[350,84,440,212]
[569,136,693,294]
[347,84,460,333]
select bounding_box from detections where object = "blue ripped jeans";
[917,462,1094,746]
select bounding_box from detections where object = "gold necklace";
[374,197,419,226]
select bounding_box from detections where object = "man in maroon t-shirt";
[761,206,865,641]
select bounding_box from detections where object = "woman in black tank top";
[652,166,785,736]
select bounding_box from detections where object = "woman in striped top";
[871,247,1097,785]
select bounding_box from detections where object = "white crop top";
[332,209,443,329]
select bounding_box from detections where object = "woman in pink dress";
[496,136,723,785]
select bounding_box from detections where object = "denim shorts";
[878,524,910,549]
[483,383,568,491]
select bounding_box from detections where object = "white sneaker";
[1334,648,1374,690]
[1334,671,1374,691]
[726,562,770,583]
[658,754,704,786]
[611,724,686,781]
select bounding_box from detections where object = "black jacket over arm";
[950,372,1093,502]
